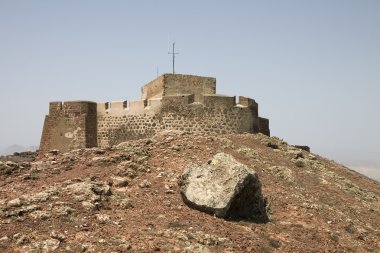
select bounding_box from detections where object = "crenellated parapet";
[49,101,97,116]
[96,98,162,117]
[142,74,216,102]
[39,74,270,153]
[40,101,98,153]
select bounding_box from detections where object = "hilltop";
[0,132,379,252]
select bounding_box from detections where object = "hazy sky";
[0,1,379,167]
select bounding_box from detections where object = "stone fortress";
[39,74,270,153]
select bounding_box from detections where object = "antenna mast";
[168,42,179,74]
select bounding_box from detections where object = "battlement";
[97,98,162,116]
[96,93,256,116]
[161,94,195,110]
[202,94,236,108]
[49,101,97,115]
[40,74,270,153]
[142,74,216,102]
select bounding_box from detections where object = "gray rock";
[29,210,51,220]
[42,239,60,252]
[4,204,40,217]
[294,159,306,168]
[64,180,111,203]
[95,213,111,223]
[0,236,9,243]
[23,238,60,253]
[5,161,18,167]
[49,149,60,156]
[138,179,151,188]
[7,198,22,207]
[178,153,267,220]
[287,150,304,159]
[13,233,29,245]
[50,230,66,242]
[119,198,134,209]
[52,204,75,216]
[268,166,295,183]
[111,176,129,187]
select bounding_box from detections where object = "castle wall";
[97,114,160,147]
[39,101,97,153]
[141,74,216,102]
[39,74,269,153]
[96,98,163,147]
[160,104,255,134]
[163,74,216,102]
[202,95,236,108]
[258,117,270,136]
[141,75,165,100]
[96,94,259,148]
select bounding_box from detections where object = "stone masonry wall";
[258,117,270,136]
[142,74,216,102]
[96,94,258,148]
[39,101,97,153]
[96,107,256,148]
[40,74,269,153]
[163,74,216,102]
[141,75,165,100]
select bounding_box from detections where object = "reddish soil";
[0,132,379,252]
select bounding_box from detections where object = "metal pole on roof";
[168,42,179,74]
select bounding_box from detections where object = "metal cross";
[168,42,179,74]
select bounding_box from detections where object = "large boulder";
[178,153,268,221]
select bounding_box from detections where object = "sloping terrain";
[0,132,379,253]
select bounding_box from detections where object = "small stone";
[295,159,306,168]
[262,140,279,149]
[0,236,9,243]
[96,213,111,223]
[287,150,304,159]
[269,166,295,183]
[30,210,51,220]
[53,205,76,216]
[139,179,152,188]
[111,176,129,187]
[13,233,29,245]
[118,243,132,251]
[7,198,22,207]
[82,201,96,210]
[5,161,17,167]
[157,172,166,178]
[42,238,60,252]
[50,230,66,242]
[171,145,181,151]
[49,150,60,156]
[94,149,106,155]
[119,198,134,209]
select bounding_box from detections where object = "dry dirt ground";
[0,132,379,253]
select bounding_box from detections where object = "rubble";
[0,132,378,252]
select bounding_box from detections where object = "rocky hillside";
[0,132,379,253]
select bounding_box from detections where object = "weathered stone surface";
[23,238,60,253]
[139,179,151,188]
[178,153,267,220]
[110,176,129,187]
[39,74,270,154]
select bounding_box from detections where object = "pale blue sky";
[0,1,379,168]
